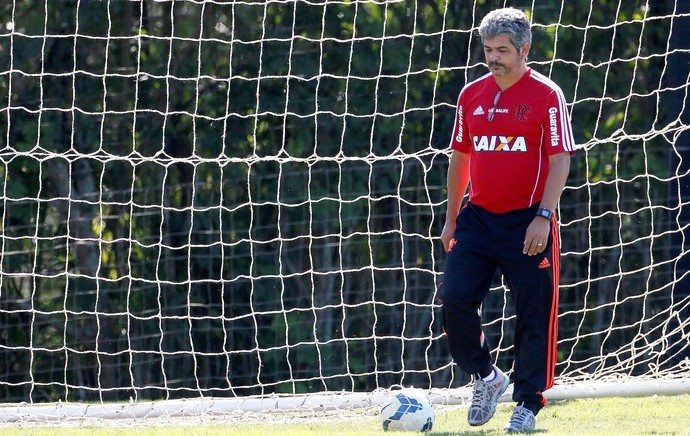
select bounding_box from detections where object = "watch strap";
[536,207,553,220]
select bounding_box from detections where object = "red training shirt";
[450,67,576,214]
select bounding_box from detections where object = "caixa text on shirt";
[473,135,527,152]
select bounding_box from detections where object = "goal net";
[0,0,689,422]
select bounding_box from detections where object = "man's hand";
[523,217,551,255]
[442,151,470,253]
[441,220,457,253]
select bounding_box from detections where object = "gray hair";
[478,8,532,52]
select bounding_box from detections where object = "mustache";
[489,62,505,68]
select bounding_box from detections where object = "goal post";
[0,0,689,422]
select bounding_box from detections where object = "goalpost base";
[2,378,690,423]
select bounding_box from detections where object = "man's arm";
[523,152,571,255]
[441,150,470,252]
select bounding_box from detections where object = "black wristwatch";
[536,207,553,221]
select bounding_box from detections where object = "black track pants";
[439,202,559,407]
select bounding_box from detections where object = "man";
[439,7,575,432]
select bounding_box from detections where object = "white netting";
[0,0,689,422]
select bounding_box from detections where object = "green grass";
[5,394,690,435]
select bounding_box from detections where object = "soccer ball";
[379,388,435,432]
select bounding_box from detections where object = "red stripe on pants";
[545,216,560,390]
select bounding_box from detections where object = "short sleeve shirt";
[450,68,576,213]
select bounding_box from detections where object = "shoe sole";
[468,375,510,426]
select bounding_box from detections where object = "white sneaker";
[467,365,510,426]
[504,405,536,432]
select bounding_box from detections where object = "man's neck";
[494,64,529,91]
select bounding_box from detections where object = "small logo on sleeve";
[455,106,463,142]
[548,107,560,146]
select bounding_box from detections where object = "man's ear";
[521,43,530,59]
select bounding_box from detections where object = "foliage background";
[0,0,688,403]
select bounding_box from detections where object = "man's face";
[483,33,528,77]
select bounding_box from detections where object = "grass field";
[4,394,690,435]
